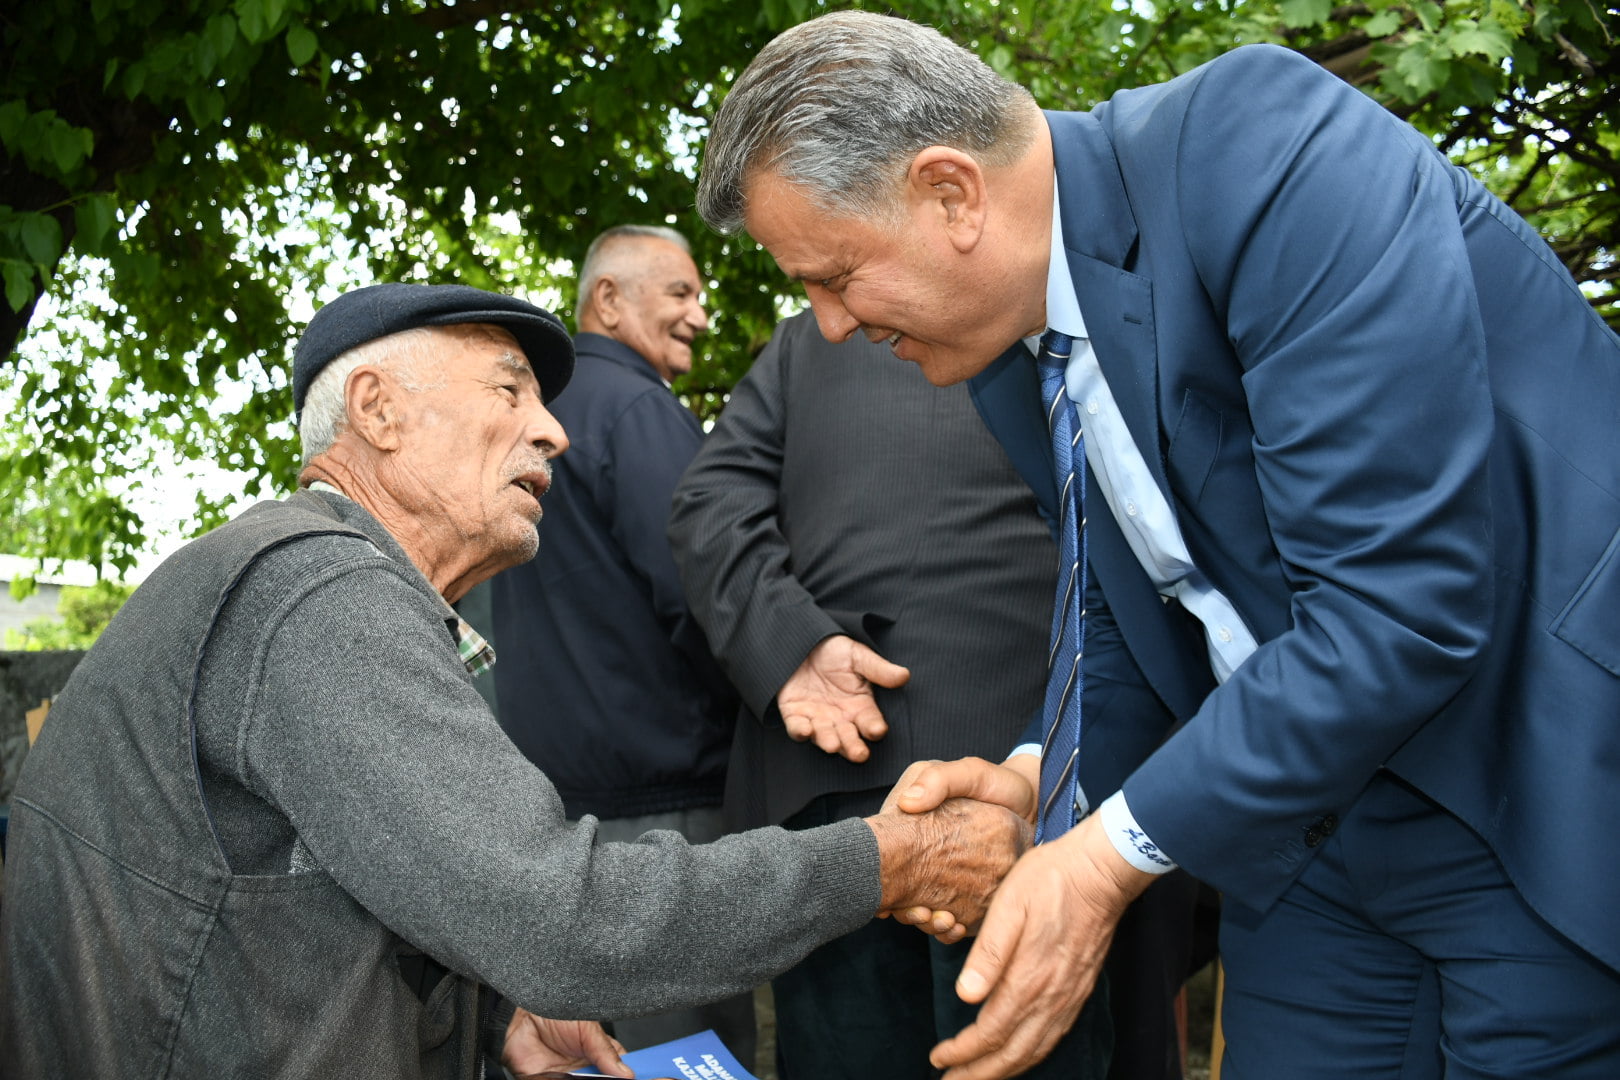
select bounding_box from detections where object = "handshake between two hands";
[502,757,1150,1080]
[860,754,1156,1080]
[866,755,1042,943]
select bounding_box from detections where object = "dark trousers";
[1219,771,1620,1079]
[1105,869,1216,1080]
[773,789,1113,1080]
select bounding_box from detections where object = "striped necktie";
[1035,329,1088,843]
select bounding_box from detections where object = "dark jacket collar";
[571,332,666,387]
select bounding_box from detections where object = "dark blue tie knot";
[1038,329,1075,368]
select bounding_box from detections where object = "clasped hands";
[868,756,1158,1080]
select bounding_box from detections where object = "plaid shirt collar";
[306,480,497,677]
[454,619,497,678]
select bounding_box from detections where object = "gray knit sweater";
[0,489,879,1079]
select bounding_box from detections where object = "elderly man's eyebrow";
[494,350,531,375]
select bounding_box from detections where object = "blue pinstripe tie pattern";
[1035,330,1088,844]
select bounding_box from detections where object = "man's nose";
[689,298,710,333]
[808,292,858,343]
[527,399,570,457]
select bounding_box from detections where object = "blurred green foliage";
[4,579,135,650]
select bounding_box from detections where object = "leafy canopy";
[2,0,1614,582]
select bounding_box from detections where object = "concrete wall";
[0,581,67,643]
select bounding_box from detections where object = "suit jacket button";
[1303,825,1323,848]
[1320,813,1339,836]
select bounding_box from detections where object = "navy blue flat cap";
[292,283,575,415]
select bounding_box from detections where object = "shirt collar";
[453,618,497,677]
[1045,180,1089,342]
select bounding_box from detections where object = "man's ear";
[590,275,622,330]
[344,366,402,451]
[908,147,988,254]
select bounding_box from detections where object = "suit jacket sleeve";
[1117,47,1495,905]
[668,320,844,721]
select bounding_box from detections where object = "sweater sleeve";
[229,539,879,1019]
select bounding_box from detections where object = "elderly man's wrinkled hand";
[777,635,911,762]
[867,795,1032,942]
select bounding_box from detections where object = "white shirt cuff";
[1009,743,1041,760]
[1099,791,1177,874]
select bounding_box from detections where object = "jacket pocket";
[1550,523,1620,677]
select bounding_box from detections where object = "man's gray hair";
[298,326,447,463]
[696,10,1037,234]
[575,225,691,327]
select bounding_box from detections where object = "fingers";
[881,759,943,814]
[782,712,814,743]
[583,1028,632,1078]
[934,1003,1073,1080]
[775,636,894,761]
[891,905,959,933]
[847,639,912,689]
[931,819,1145,1080]
[893,757,1036,820]
[835,721,875,762]
[785,711,876,761]
[953,896,1017,1004]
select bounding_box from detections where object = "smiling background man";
[476,225,757,1060]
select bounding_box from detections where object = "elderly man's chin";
[515,519,543,562]
[490,519,543,571]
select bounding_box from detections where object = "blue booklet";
[618,1028,759,1080]
[518,1028,758,1080]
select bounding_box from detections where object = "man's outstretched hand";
[778,634,911,762]
[865,793,1032,945]
[932,812,1154,1080]
[878,755,1040,935]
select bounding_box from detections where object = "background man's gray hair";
[696,10,1037,234]
[298,326,447,463]
[575,224,692,328]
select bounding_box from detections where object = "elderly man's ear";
[587,276,622,329]
[343,367,404,451]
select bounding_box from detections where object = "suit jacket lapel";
[1046,110,1170,505]
[967,344,1059,539]
[1043,110,1218,720]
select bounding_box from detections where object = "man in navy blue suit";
[697,11,1620,1080]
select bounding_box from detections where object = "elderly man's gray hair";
[696,10,1036,234]
[298,327,446,463]
[575,225,691,325]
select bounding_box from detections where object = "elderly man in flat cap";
[0,282,1029,1080]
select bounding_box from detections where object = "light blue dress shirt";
[1020,183,1261,873]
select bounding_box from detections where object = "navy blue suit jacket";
[971,45,1620,972]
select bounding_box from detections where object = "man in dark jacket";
[479,226,754,1058]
